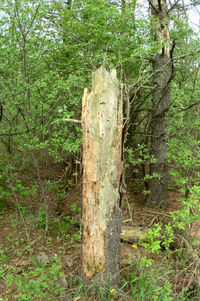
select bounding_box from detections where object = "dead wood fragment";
[121,226,150,243]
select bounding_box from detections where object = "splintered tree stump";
[81,67,123,287]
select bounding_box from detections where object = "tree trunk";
[147,0,173,207]
[81,67,123,288]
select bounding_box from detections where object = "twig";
[167,0,181,13]
[24,236,43,251]
[173,50,200,61]
[148,215,159,227]
[125,196,134,227]
[0,130,30,137]
[30,153,49,236]
[144,210,171,217]
[10,187,30,243]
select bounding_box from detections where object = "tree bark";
[147,0,173,207]
[81,67,123,288]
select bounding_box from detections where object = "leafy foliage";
[6,263,65,300]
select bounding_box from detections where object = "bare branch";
[65,118,81,124]
[173,50,200,61]
[0,131,30,137]
[167,0,181,13]
[148,0,159,13]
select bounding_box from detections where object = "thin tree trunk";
[81,67,123,289]
[147,0,173,207]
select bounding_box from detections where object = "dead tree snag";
[81,67,123,287]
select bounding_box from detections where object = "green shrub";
[6,263,65,300]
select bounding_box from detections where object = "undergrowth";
[0,157,199,300]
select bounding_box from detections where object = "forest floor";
[0,159,199,300]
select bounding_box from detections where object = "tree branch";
[173,50,200,61]
[0,105,3,122]
[0,130,30,137]
[65,118,81,124]
[148,0,159,13]
[175,101,200,112]
[167,0,181,13]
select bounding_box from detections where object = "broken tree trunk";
[81,67,123,288]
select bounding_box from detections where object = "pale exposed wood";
[81,67,123,284]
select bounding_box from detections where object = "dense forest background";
[0,0,200,300]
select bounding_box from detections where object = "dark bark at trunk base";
[82,206,121,294]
